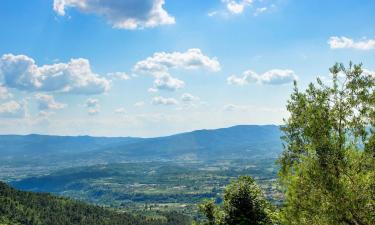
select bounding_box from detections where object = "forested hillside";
[0,182,191,225]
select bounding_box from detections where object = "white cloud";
[254,7,267,16]
[0,100,26,118]
[107,72,130,80]
[152,96,178,105]
[228,69,297,85]
[115,107,126,114]
[227,70,258,86]
[133,48,220,91]
[53,0,175,29]
[181,93,199,102]
[148,87,158,93]
[35,93,66,111]
[0,54,111,95]
[153,74,185,91]
[363,69,375,77]
[0,85,12,100]
[223,0,253,14]
[208,11,219,17]
[328,36,375,50]
[134,48,220,75]
[134,101,145,107]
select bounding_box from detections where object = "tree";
[279,62,375,225]
[199,176,273,225]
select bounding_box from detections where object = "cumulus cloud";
[228,69,297,85]
[133,48,220,91]
[224,0,253,14]
[0,100,26,118]
[328,36,375,50]
[0,85,12,100]
[152,96,178,105]
[176,93,203,110]
[35,93,66,111]
[53,0,175,29]
[153,74,185,91]
[210,0,275,17]
[134,48,220,74]
[0,54,111,95]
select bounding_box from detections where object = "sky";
[0,0,375,137]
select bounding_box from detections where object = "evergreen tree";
[199,176,273,225]
[279,63,375,225]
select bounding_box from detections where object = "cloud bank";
[328,36,375,50]
[152,96,178,105]
[228,69,297,85]
[0,54,111,95]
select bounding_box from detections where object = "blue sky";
[0,0,374,137]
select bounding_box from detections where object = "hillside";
[0,181,191,225]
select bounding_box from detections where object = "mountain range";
[0,125,282,168]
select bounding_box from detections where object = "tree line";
[0,182,191,225]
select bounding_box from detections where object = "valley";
[0,125,283,220]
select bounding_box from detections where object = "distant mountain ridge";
[0,125,282,167]
[95,125,282,161]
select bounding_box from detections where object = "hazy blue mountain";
[95,125,282,161]
[0,125,282,168]
[0,134,141,155]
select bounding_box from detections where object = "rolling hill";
[0,181,191,225]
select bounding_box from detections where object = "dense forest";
[0,181,191,225]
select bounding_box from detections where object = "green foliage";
[199,176,273,225]
[279,62,375,225]
[0,182,191,225]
